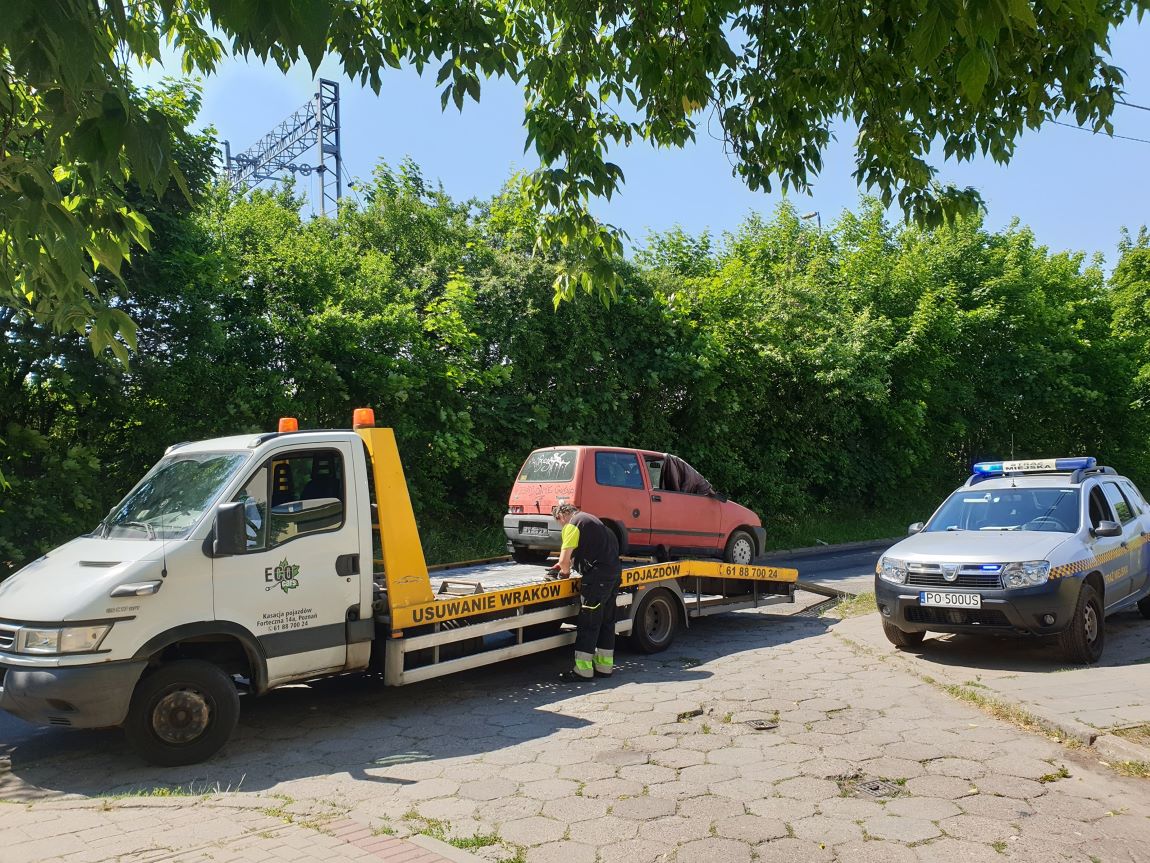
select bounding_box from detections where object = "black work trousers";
[573,574,620,677]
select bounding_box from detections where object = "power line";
[1117,98,1150,113]
[1049,118,1150,146]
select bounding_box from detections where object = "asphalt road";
[765,540,894,597]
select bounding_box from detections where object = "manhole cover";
[847,777,902,798]
[744,719,778,731]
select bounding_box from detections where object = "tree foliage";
[2,0,1145,348]
[4,131,1149,574]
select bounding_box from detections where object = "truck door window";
[233,450,345,552]
[1102,482,1135,525]
[1089,487,1114,529]
[595,452,644,489]
[1120,480,1146,516]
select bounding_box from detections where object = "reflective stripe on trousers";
[574,651,594,678]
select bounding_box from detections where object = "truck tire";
[882,621,925,649]
[1059,583,1105,664]
[124,660,240,767]
[723,529,756,565]
[631,588,680,653]
[511,545,551,565]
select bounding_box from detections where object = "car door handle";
[1121,542,1129,549]
[651,495,662,502]
[336,554,360,577]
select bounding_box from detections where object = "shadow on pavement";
[0,609,834,799]
[882,608,1150,673]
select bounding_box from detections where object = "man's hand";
[545,565,571,580]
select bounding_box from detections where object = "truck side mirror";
[908,522,925,535]
[1091,520,1122,538]
[213,502,247,556]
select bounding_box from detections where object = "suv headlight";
[878,557,908,584]
[16,624,112,655]
[1002,561,1050,588]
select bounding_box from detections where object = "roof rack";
[1071,465,1116,483]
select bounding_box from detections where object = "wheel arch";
[631,582,689,630]
[133,622,268,694]
[602,518,629,556]
[1084,571,1105,604]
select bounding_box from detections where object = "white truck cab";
[0,425,375,764]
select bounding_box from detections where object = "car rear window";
[518,449,577,482]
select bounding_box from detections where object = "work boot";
[558,670,593,683]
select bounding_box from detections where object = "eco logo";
[265,558,301,593]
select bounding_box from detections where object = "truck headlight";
[17,624,112,654]
[878,557,908,584]
[1002,561,1050,588]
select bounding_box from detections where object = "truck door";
[1121,479,1150,597]
[212,442,361,685]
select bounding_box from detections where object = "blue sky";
[155,17,1149,264]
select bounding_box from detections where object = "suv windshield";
[926,487,1080,533]
[518,449,577,483]
[100,451,249,540]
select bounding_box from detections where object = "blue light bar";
[972,457,1097,476]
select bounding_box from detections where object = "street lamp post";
[800,211,821,230]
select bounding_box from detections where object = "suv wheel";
[882,621,925,649]
[1058,583,1105,664]
[511,545,551,565]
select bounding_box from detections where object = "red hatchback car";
[503,445,766,565]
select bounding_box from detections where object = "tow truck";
[0,410,797,765]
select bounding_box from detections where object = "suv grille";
[905,563,1002,590]
[0,624,16,651]
[905,607,1010,626]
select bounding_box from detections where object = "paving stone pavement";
[4,604,1150,862]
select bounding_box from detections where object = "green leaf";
[957,48,992,103]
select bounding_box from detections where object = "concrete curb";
[761,536,898,562]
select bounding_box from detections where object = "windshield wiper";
[119,521,157,540]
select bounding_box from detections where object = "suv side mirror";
[1091,520,1122,538]
[908,522,925,535]
[213,502,247,556]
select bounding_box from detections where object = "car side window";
[1088,487,1114,529]
[232,449,345,552]
[1120,480,1146,515]
[1102,482,1135,525]
[644,457,664,490]
[595,452,644,490]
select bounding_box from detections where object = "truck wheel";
[882,621,925,648]
[512,545,551,565]
[1138,594,1150,620]
[1059,584,1105,664]
[723,529,755,565]
[631,589,680,653]
[124,660,240,766]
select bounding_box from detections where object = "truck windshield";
[926,487,1080,533]
[518,449,577,483]
[99,451,249,540]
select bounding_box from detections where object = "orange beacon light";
[352,407,376,429]
[277,417,299,433]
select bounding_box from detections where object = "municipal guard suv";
[875,458,1150,663]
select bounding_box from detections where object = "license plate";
[919,591,982,609]
[519,522,549,538]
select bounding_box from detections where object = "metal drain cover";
[744,719,778,731]
[847,777,902,798]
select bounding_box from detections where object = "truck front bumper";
[874,576,1082,637]
[0,660,147,729]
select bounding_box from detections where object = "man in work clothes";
[550,503,622,682]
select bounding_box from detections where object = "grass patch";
[1113,724,1150,747]
[1109,761,1150,778]
[449,833,501,850]
[1038,765,1070,783]
[99,779,242,801]
[765,497,941,551]
[420,521,507,565]
[830,592,877,619]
